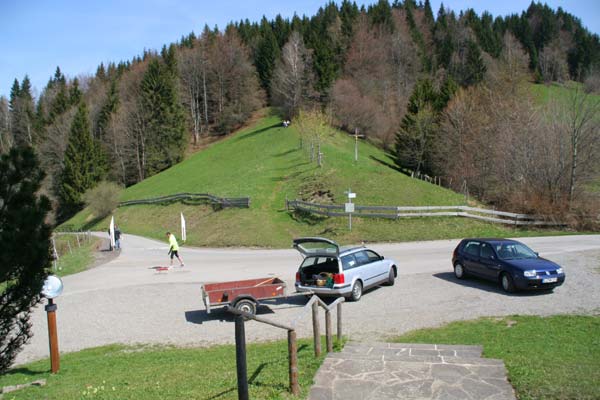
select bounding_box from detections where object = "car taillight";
[333,273,345,284]
[295,272,300,282]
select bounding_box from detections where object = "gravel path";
[17,234,600,365]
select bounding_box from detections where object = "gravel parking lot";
[17,234,600,365]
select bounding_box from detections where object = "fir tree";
[255,27,280,91]
[69,77,82,106]
[59,102,103,219]
[463,40,487,86]
[140,58,187,176]
[0,146,51,373]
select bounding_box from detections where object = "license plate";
[542,277,558,283]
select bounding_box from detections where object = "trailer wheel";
[234,299,257,315]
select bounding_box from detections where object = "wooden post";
[288,330,299,395]
[45,299,60,373]
[67,241,72,254]
[337,302,343,341]
[76,234,81,247]
[312,301,321,357]
[325,309,333,353]
[234,315,249,400]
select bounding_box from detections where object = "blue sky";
[1,0,598,99]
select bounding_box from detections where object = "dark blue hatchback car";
[452,238,565,292]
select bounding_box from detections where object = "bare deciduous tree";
[270,31,315,119]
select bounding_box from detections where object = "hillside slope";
[66,111,563,247]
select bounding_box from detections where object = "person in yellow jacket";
[166,232,184,267]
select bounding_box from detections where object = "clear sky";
[1,0,598,99]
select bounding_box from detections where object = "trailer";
[202,277,287,315]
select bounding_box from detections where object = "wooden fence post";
[288,330,299,395]
[325,309,333,353]
[337,302,343,341]
[312,301,321,357]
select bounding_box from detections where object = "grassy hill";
[65,110,565,247]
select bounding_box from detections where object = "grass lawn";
[0,338,342,400]
[52,234,102,277]
[392,315,600,400]
[63,111,570,247]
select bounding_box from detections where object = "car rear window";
[300,256,336,268]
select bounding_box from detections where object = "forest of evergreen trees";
[0,0,598,223]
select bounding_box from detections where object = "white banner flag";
[109,216,115,249]
[181,212,186,242]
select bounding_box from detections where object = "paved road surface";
[17,234,600,364]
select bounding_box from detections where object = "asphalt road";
[17,234,600,365]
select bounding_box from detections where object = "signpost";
[344,189,356,231]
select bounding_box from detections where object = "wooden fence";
[286,199,562,226]
[119,193,250,208]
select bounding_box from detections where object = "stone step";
[335,342,484,362]
[308,342,516,400]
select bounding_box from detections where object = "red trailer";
[202,277,287,315]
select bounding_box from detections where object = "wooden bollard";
[288,330,299,395]
[325,309,333,353]
[337,302,343,341]
[312,301,321,357]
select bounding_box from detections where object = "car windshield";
[495,243,538,260]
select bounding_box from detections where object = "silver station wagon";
[293,237,398,301]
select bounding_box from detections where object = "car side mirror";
[535,252,539,257]
[380,255,385,260]
[490,254,496,260]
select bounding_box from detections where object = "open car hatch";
[293,237,339,257]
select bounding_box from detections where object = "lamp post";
[41,275,63,373]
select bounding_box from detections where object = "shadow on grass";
[369,155,406,174]
[234,123,281,141]
[3,367,49,378]
[433,272,555,296]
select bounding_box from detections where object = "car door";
[478,242,501,280]
[354,250,382,288]
[461,241,483,277]
[365,249,389,284]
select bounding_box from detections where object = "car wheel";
[234,299,257,315]
[454,263,466,279]
[387,268,396,286]
[500,273,516,293]
[350,281,363,302]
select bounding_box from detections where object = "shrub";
[83,181,122,219]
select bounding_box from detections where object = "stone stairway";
[308,342,516,400]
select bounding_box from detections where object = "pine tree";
[69,77,82,106]
[255,26,280,91]
[9,77,35,147]
[140,58,187,176]
[59,102,103,219]
[394,79,441,175]
[96,80,119,141]
[463,40,487,85]
[0,146,51,373]
[9,79,20,111]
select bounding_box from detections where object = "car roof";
[462,238,520,244]
[339,246,366,256]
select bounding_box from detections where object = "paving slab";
[308,342,516,400]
